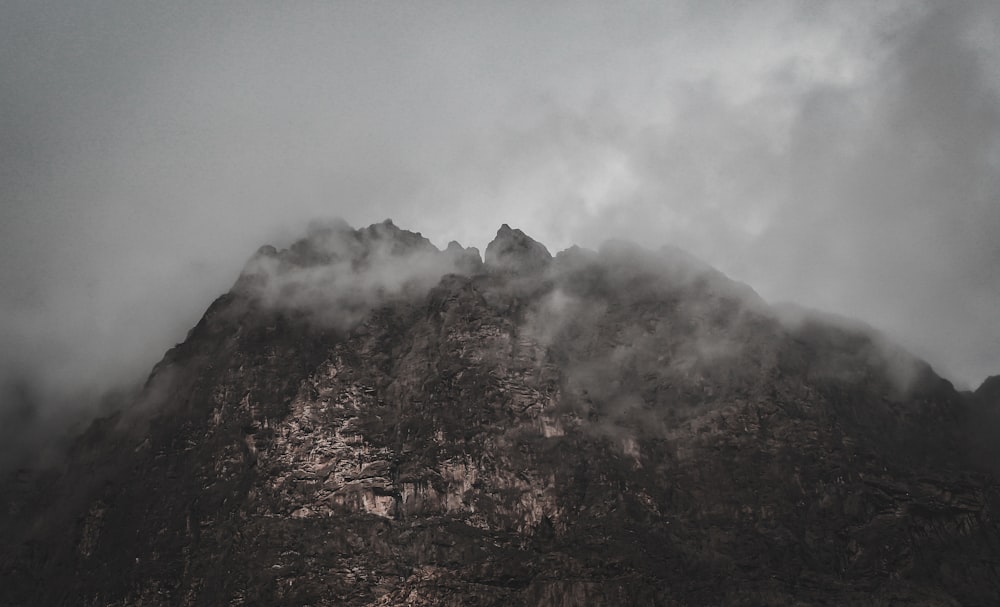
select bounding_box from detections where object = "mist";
[235,219,481,330]
[2,0,999,438]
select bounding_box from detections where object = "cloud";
[421,1,1000,387]
[235,219,481,330]
[512,241,771,446]
[0,0,998,441]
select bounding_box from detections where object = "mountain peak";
[4,218,998,606]
[484,224,551,272]
[231,220,475,328]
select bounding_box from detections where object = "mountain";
[2,220,998,606]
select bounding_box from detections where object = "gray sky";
[1,0,998,411]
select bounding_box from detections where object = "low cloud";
[512,237,950,452]
[772,303,935,400]
[235,220,481,330]
[516,241,767,443]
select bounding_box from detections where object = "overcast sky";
[1,0,998,412]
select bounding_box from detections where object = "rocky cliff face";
[2,221,998,606]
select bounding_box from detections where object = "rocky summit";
[2,220,999,606]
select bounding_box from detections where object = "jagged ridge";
[1,220,998,606]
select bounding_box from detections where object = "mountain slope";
[2,221,998,606]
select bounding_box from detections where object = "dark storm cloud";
[0,0,998,438]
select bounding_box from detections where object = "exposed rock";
[484,224,552,273]
[1,220,998,606]
[444,240,484,275]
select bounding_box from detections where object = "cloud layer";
[1,0,998,426]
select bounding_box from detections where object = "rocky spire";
[444,240,484,274]
[483,224,552,273]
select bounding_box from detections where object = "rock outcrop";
[483,224,552,273]
[1,221,998,606]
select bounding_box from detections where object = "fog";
[235,219,480,329]
[2,0,999,431]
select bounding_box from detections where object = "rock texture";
[2,221,999,606]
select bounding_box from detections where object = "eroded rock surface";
[2,221,998,606]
